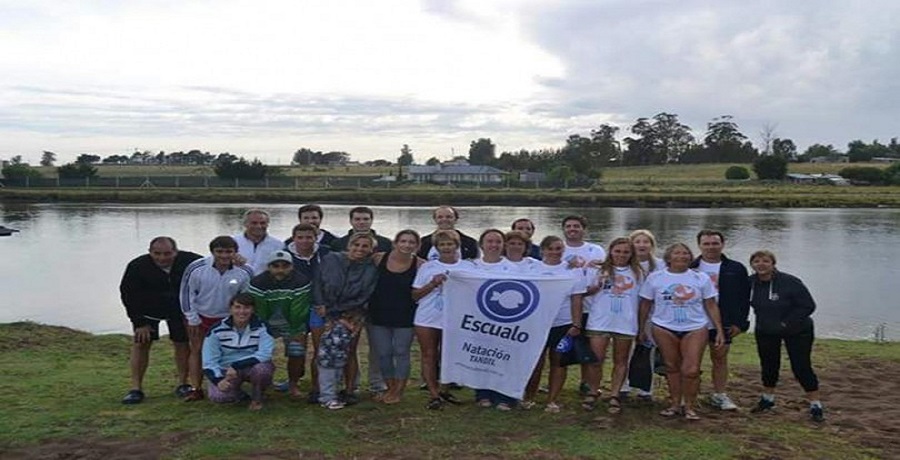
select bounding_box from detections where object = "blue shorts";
[309,309,325,329]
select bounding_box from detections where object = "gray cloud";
[440,0,900,147]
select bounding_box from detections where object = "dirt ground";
[3,358,898,460]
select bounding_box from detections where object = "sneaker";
[710,393,738,411]
[122,389,145,405]
[751,397,775,413]
[810,405,825,423]
[496,402,513,412]
[174,384,194,398]
[322,400,345,410]
[274,381,290,392]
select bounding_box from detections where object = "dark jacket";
[330,229,393,253]
[527,243,542,260]
[313,252,379,314]
[282,228,336,248]
[285,243,331,280]
[120,251,203,327]
[690,254,751,331]
[749,271,816,336]
[417,230,479,260]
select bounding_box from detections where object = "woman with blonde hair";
[625,229,666,400]
[581,237,644,413]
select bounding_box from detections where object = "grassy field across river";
[5,163,897,208]
[1,322,898,459]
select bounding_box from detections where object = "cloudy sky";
[1,0,898,164]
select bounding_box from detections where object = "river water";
[1,202,898,340]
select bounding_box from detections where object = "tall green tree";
[685,115,757,163]
[40,151,57,167]
[468,138,496,165]
[76,154,101,164]
[624,113,695,165]
[771,138,797,159]
[398,144,414,166]
[425,157,441,166]
[799,144,840,162]
[292,148,322,166]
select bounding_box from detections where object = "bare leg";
[173,342,190,386]
[129,341,152,390]
[524,348,547,402]
[653,326,683,411]
[547,351,568,405]
[681,330,710,413]
[609,337,634,396]
[588,336,611,396]
[188,334,205,390]
[415,326,442,399]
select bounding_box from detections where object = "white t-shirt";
[412,259,474,329]
[697,260,722,291]
[507,257,539,273]
[564,241,606,268]
[232,233,285,275]
[471,257,516,274]
[534,262,588,327]
[584,266,643,336]
[639,269,717,332]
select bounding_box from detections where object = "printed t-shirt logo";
[476,279,540,323]
[664,283,696,323]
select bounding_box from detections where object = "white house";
[408,161,504,184]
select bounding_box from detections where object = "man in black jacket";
[119,237,202,404]
[330,206,392,253]
[417,206,479,260]
[691,229,750,411]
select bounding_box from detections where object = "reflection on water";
[2,202,898,340]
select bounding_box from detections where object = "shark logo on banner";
[442,270,576,399]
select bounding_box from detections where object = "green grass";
[1,322,896,459]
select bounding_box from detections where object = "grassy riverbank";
[2,322,898,459]
[2,184,899,208]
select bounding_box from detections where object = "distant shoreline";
[2,186,898,208]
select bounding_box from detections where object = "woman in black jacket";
[748,250,824,422]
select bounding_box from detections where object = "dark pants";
[755,330,819,392]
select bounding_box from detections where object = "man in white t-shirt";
[561,215,606,268]
[232,209,284,275]
[689,229,750,412]
[560,214,606,396]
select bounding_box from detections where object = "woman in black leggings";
[748,250,824,422]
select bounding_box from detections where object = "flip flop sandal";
[684,410,701,421]
[607,396,622,414]
[659,406,681,417]
[581,395,598,411]
[439,391,462,405]
[426,397,444,410]
[477,399,493,408]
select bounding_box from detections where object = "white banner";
[441,270,574,399]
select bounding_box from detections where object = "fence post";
[85,176,89,188]
[25,176,29,188]
[265,177,269,188]
[115,176,120,188]
[175,176,180,188]
[294,177,298,189]
[234,178,239,188]
[56,176,60,187]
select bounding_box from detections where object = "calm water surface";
[1,203,898,340]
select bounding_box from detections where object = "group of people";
[119,204,824,422]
